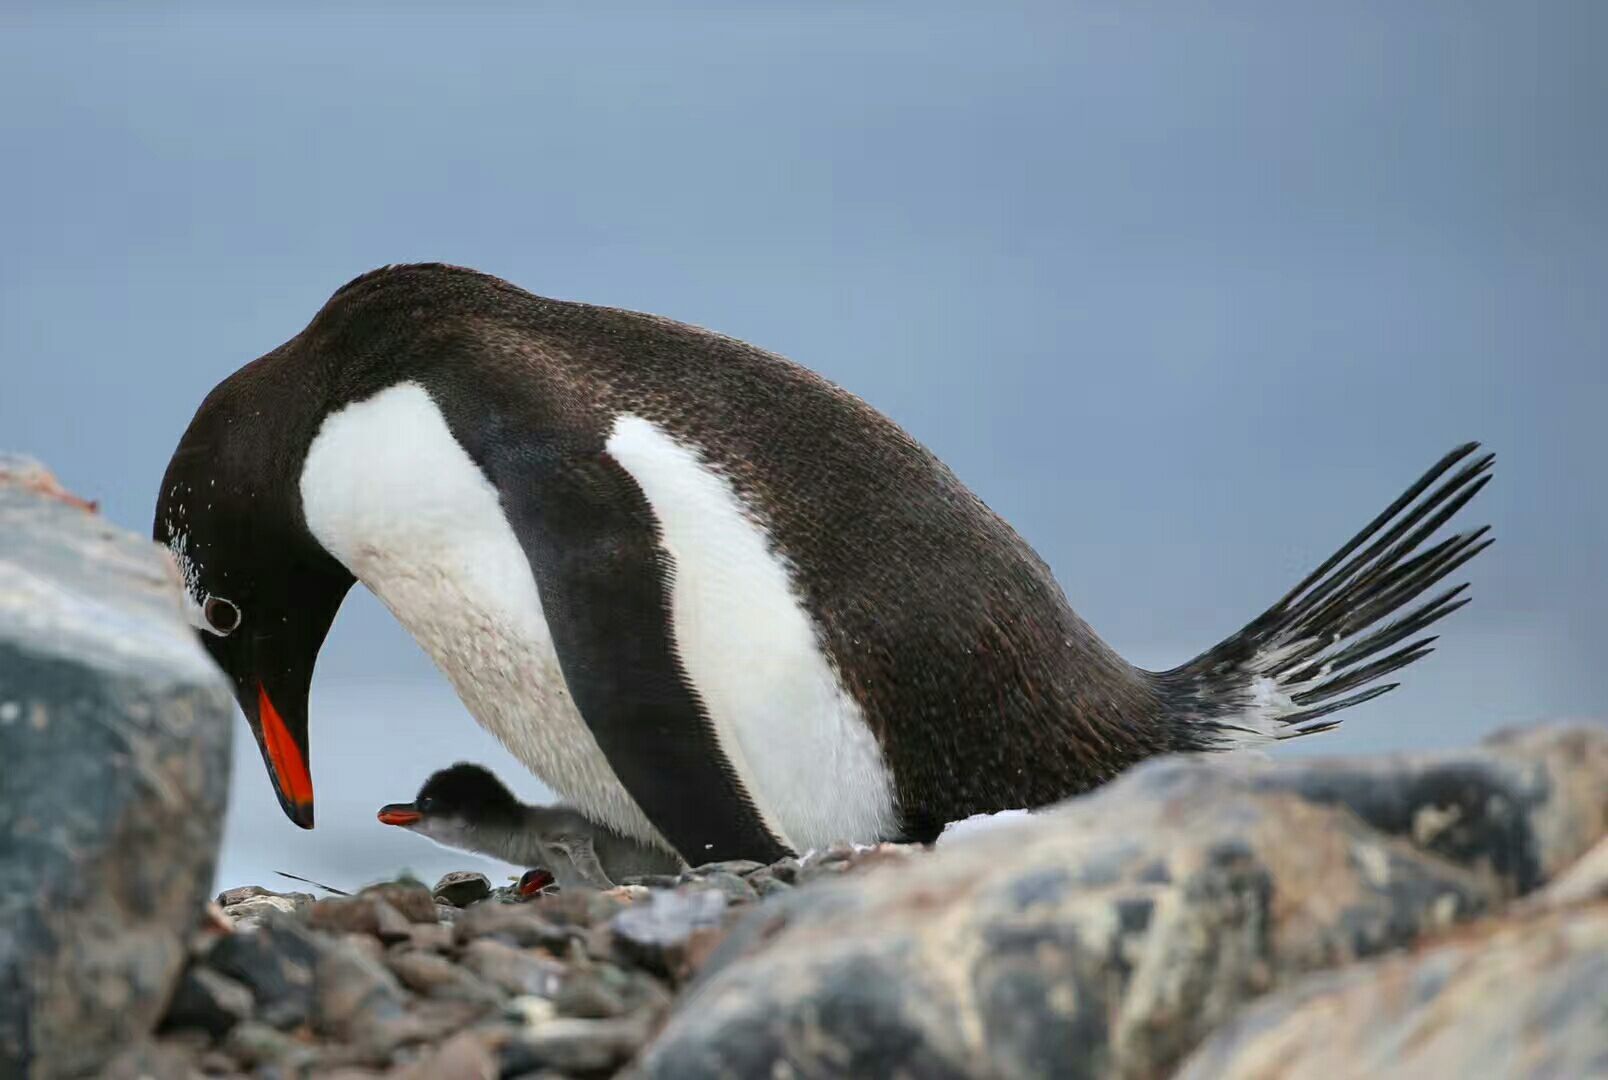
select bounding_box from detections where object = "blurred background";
[2,3,1603,892]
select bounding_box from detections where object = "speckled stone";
[0,458,234,1078]
[1177,901,1608,1079]
[639,725,1608,1079]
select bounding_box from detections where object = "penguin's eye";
[203,596,241,636]
[416,796,436,813]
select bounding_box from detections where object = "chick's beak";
[377,803,422,826]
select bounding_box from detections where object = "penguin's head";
[377,762,523,848]
[154,342,355,830]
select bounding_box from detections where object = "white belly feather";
[607,414,898,851]
[300,382,664,847]
[299,380,897,854]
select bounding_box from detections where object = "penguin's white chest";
[299,381,897,853]
[300,383,663,846]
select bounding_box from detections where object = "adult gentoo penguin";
[154,263,1493,863]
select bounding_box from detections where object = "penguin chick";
[378,763,685,889]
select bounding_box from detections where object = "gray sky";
[2,3,1604,891]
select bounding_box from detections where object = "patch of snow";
[935,808,1036,849]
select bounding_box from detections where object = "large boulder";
[0,456,234,1078]
[636,724,1608,1079]
[1176,900,1608,1078]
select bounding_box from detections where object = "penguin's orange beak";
[256,682,315,829]
[377,803,422,826]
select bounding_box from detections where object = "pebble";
[552,966,629,1019]
[223,893,306,928]
[387,950,503,1006]
[407,921,456,953]
[746,868,794,898]
[456,902,580,952]
[688,859,767,877]
[500,1015,653,1076]
[216,885,271,906]
[203,920,322,1030]
[766,857,802,883]
[462,939,567,998]
[314,938,406,1041]
[101,1041,208,1079]
[692,871,759,905]
[141,843,886,1075]
[309,896,415,942]
[434,870,493,907]
[226,1020,320,1069]
[394,1030,501,1080]
[358,881,440,923]
[160,965,254,1037]
[608,888,728,979]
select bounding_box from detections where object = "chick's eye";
[415,797,435,813]
[204,596,241,635]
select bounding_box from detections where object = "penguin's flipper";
[492,449,791,866]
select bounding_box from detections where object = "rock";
[394,1029,501,1080]
[638,732,1608,1079]
[1482,723,1608,878]
[1177,902,1608,1079]
[605,884,653,905]
[608,888,729,980]
[358,881,439,923]
[687,859,766,877]
[100,1039,207,1079]
[554,963,671,1026]
[224,1019,320,1070]
[1239,722,1608,897]
[765,857,801,884]
[533,887,634,928]
[314,938,406,1044]
[1536,835,1608,907]
[309,896,415,942]
[216,885,312,911]
[160,965,254,1038]
[387,950,504,1006]
[456,901,579,953]
[552,967,629,1020]
[407,921,456,953]
[434,871,493,907]
[690,872,758,906]
[462,940,566,998]
[500,1015,653,1076]
[746,869,794,898]
[223,893,310,928]
[204,920,323,1030]
[370,902,417,943]
[0,459,234,1079]
[216,885,272,907]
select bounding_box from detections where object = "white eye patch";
[165,530,234,636]
[203,595,241,636]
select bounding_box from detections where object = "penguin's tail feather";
[1152,443,1494,749]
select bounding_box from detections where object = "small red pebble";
[517,868,555,897]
